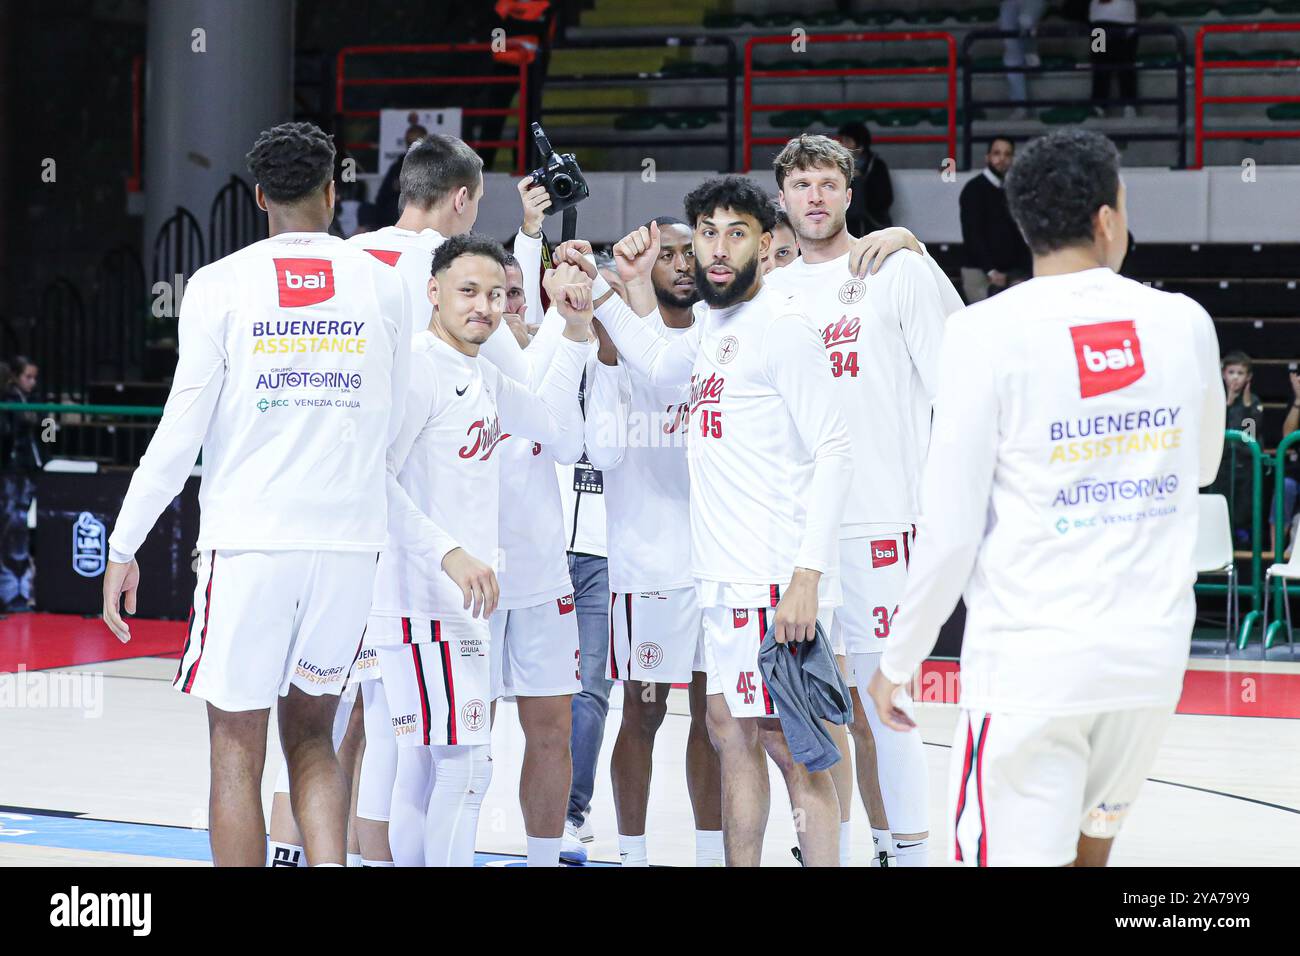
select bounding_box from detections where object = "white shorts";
[608,588,705,684]
[349,645,381,686]
[832,530,913,667]
[174,549,376,712]
[702,599,835,720]
[950,705,1175,867]
[489,596,582,700]
[374,615,491,748]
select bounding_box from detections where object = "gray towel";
[757,620,853,773]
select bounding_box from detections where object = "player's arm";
[381,266,413,448]
[583,349,632,472]
[868,315,1000,730]
[890,250,951,404]
[765,316,855,644]
[103,276,226,643]
[1191,300,1227,485]
[493,307,589,451]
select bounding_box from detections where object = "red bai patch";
[1070,320,1145,398]
[557,594,576,615]
[733,609,750,628]
[274,258,335,307]
[870,539,898,569]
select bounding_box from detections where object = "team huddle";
[100,121,1224,868]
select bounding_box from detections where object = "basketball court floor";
[1,613,1297,866]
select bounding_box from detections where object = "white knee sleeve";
[358,680,397,822]
[854,651,930,835]
[424,745,493,868]
[389,745,433,867]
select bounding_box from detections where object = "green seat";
[824,109,875,126]
[875,108,928,127]
[1137,52,1181,68]
[823,57,866,71]
[762,57,806,72]
[613,112,659,131]
[661,61,723,78]
[1040,105,1094,124]
[756,12,799,27]
[702,12,751,28]
[807,11,847,26]
[1257,48,1300,62]
[1203,48,1243,62]
[662,111,718,130]
[1221,0,1268,13]
[854,9,903,25]
[1266,103,1300,121]
[1166,1,1215,16]
[1041,54,1079,70]
[926,108,955,126]
[915,8,956,24]
[972,55,1004,70]
[769,109,825,129]
[1272,0,1300,12]
[875,56,919,69]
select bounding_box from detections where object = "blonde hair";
[772,134,854,190]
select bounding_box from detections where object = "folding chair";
[1194,495,1238,654]
[1262,540,1300,659]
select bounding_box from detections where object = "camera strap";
[562,206,577,243]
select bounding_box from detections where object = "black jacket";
[1,386,42,474]
[847,151,893,234]
[960,169,1032,274]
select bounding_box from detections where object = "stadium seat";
[662,111,718,129]
[1166,1,1215,16]
[769,109,824,128]
[1267,103,1300,121]
[1195,494,1240,652]
[824,109,874,126]
[1221,0,1269,14]
[612,112,658,131]
[956,6,1000,23]
[914,8,957,24]
[853,9,904,26]
[1040,105,1095,124]
[875,108,928,127]
[1263,543,1300,656]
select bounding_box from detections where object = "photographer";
[1,356,40,612]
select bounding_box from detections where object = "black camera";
[528,122,589,214]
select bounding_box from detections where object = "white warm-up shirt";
[108,232,412,561]
[880,268,1226,715]
[346,225,443,330]
[585,318,694,594]
[370,330,586,627]
[594,285,853,608]
[767,248,951,537]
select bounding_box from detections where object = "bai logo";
[50,886,151,936]
[274,258,335,308]
[557,594,576,615]
[1070,320,1145,398]
[870,539,898,569]
[733,609,750,628]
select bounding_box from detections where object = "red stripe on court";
[898,660,1300,719]
[0,613,186,671]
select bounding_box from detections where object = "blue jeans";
[566,551,612,826]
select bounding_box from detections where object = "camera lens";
[551,174,573,198]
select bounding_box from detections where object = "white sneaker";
[560,820,588,864]
[577,813,595,844]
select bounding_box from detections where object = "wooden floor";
[2,649,1297,867]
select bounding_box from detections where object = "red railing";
[1194,23,1300,169]
[743,31,957,171]
[335,42,530,175]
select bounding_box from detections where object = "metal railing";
[743,30,958,171]
[961,23,1189,169]
[537,35,739,172]
[1196,429,1265,649]
[0,402,164,468]
[1194,22,1300,169]
[209,175,266,263]
[335,42,532,175]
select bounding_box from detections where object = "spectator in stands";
[1000,0,1045,119]
[761,207,799,274]
[959,136,1032,302]
[1210,351,1264,545]
[836,121,893,234]
[1279,368,1300,557]
[1,356,41,612]
[1089,0,1140,119]
[373,124,429,226]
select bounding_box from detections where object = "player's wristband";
[591,270,611,300]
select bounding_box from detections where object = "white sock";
[527,836,562,867]
[424,744,492,867]
[618,833,649,866]
[839,820,852,867]
[871,827,892,867]
[346,852,362,868]
[267,841,305,868]
[695,829,724,867]
[361,858,395,867]
[893,835,929,867]
[312,862,344,867]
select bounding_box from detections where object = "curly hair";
[1004,129,1121,255]
[430,232,509,278]
[245,122,336,204]
[683,175,777,232]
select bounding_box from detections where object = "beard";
[792,205,846,243]
[694,255,760,309]
[653,278,699,310]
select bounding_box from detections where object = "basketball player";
[371,235,592,867]
[760,207,799,274]
[101,122,412,867]
[592,176,854,866]
[343,132,491,865]
[867,128,1225,866]
[581,216,724,867]
[767,133,965,866]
